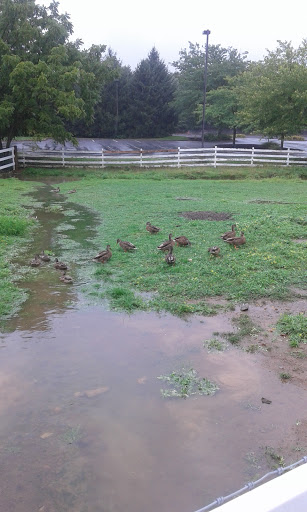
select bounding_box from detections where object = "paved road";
[15,136,307,152]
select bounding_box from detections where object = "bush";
[0,216,29,236]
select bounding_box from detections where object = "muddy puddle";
[1,181,307,512]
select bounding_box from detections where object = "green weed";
[157,367,219,398]
[203,337,227,352]
[106,286,145,312]
[277,313,307,347]
[280,372,292,381]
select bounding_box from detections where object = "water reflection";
[1,308,306,512]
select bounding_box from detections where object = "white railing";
[17,146,307,169]
[0,147,15,172]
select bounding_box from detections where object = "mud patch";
[180,211,234,221]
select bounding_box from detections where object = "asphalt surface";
[14,136,307,153]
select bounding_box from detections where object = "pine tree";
[128,48,177,137]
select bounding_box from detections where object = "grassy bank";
[0,178,37,319]
[22,164,307,181]
[51,171,307,315]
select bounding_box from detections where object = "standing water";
[0,182,305,512]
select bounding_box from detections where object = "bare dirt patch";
[223,297,307,390]
[181,211,234,221]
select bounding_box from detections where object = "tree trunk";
[232,126,237,147]
[280,134,284,150]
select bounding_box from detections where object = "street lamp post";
[201,30,210,148]
[114,79,119,138]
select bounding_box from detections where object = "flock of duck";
[29,222,245,283]
[92,222,246,267]
[30,251,73,283]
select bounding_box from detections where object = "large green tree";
[74,50,133,138]
[203,86,239,146]
[235,40,307,148]
[0,0,111,148]
[172,42,248,130]
[127,47,177,138]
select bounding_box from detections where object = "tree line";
[0,0,306,149]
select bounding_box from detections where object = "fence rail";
[0,147,15,172]
[17,146,307,169]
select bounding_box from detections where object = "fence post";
[214,146,217,168]
[251,147,255,166]
[177,147,181,168]
[62,148,65,167]
[22,145,26,168]
[101,149,104,168]
[13,146,17,171]
[140,148,143,168]
[286,147,290,166]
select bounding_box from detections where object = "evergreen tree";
[127,48,177,137]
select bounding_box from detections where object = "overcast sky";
[43,0,306,68]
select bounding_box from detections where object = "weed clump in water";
[157,367,219,398]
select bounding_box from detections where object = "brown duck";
[208,246,221,256]
[39,250,51,262]
[54,258,68,270]
[175,235,191,247]
[67,189,76,194]
[93,245,112,263]
[117,239,137,252]
[165,245,176,265]
[146,221,160,234]
[60,271,73,284]
[221,224,236,240]
[30,254,41,267]
[225,231,246,248]
[157,233,175,251]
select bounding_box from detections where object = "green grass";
[157,367,219,398]
[22,164,307,180]
[277,313,307,347]
[48,172,307,315]
[0,178,37,318]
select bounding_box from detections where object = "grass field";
[50,168,307,315]
[0,179,37,318]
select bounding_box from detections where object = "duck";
[39,250,51,262]
[146,221,160,234]
[165,245,176,265]
[93,244,112,263]
[208,246,221,257]
[157,233,175,251]
[225,231,246,248]
[60,271,73,284]
[54,258,68,270]
[51,187,60,193]
[117,239,137,252]
[174,235,191,247]
[67,189,76,194]
[30,254,41,267]
[221,224,236,240]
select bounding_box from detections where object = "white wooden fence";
[0,147,15,172]
[17,146,307,169]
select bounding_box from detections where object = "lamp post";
[201,29,210,148]
[114,79,119,138]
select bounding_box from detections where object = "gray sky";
[44,0,306,68]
